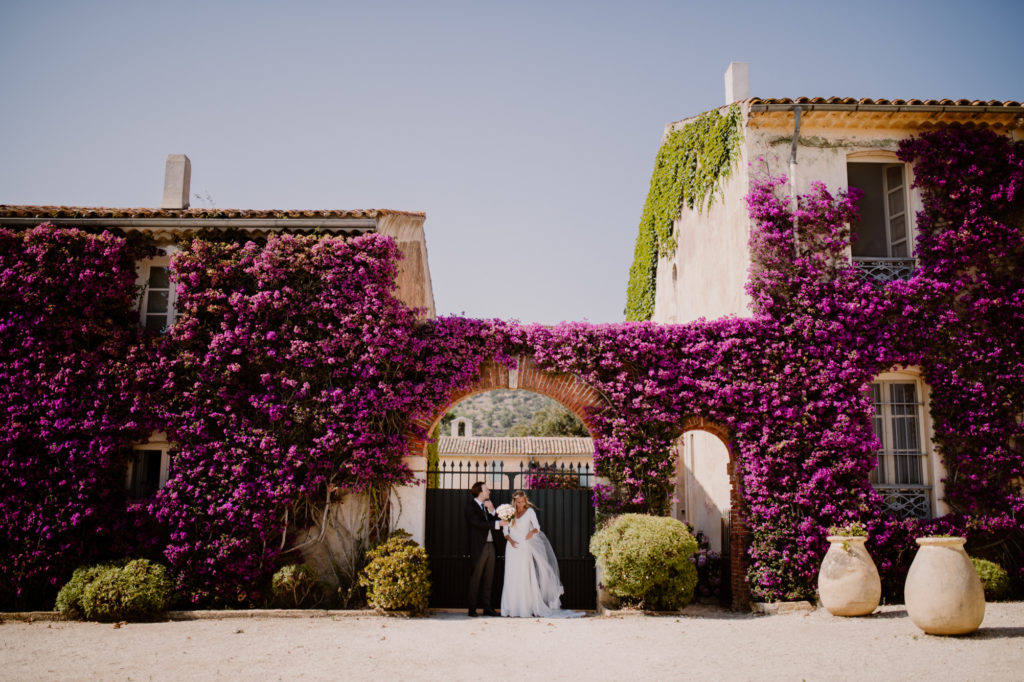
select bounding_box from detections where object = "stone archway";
[678,415,750,610]
[392,356,607,546]
[407,356,607,454]
[403,355,607,610]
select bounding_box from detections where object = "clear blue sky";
[2,0,1021,324]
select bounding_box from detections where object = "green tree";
[426,413,456,488]
[509,404,588,437]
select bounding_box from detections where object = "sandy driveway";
[2,603,1023,681]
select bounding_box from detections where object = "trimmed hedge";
[972,557,1011,601]
[358,531,431,614]
[590,514,698,610]
[56,559,172,622]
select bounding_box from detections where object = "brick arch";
[407,356,607,457]
[677,415,751,611]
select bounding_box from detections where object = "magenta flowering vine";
[0,225,152,608]
[149,233,511,604]
[1,127,1021,609]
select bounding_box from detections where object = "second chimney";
[161,154,191,209]
[725,62,749,104]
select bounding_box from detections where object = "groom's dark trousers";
[465,497,500,610]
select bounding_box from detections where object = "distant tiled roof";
[0,205,424,220]
[748,97,1022,108]
[439,436,594,456]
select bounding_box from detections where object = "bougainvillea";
[2,126,1020,609]
[0,225,150,609]
[151,233,509,604]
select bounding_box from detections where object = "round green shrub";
[79,559,173,622]
[590,514,699,610]
[55,561,126,619]
[971,557,1010,601]
[358,530,431,614]
[271,563,323,608]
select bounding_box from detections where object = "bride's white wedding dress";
[500,507,581,618]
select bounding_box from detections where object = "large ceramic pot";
[904,536,985,635]
[817,535,881,616]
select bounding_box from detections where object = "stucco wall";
[652,106,933,324]
[673,431,731,552]
[377,214,436,319]
[652,157,753,323]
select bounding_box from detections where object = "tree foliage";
[509,404,588,437]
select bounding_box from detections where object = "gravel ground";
[2,602,1022,681]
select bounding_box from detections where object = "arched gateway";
[677,416,751,611]
[392,358,751,610]
[400,357,606,610]
[407,356,606,450]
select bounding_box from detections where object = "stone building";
[648,64,1023,552]
[0,154,436,519]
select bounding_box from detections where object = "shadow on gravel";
[868,609,909,619]
[962,627,1024,640]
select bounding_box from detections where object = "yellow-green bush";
[590,514,699,610]
[971,557,1010,601]
[271,563,324,608]
[55,561,126,619]
[358,530,430,614]
[57,559,172,622]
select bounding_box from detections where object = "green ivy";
[625,105,743,321]
[426,423,440,489]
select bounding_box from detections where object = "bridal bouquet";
[495,504,516,524]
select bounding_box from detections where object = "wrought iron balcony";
[876,484,932,519]
[853,257,917,283]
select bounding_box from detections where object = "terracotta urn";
[817,535,881,616]
[904,536,985,635]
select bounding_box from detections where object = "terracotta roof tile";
[438,436,594,456]
[747,97,1022,108]
[0,205,425,220]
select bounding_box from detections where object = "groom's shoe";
[482,609,498,617]
[467,609,478,617]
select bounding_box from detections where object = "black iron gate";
[425,461,596,610]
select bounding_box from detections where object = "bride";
[500,490,580,618]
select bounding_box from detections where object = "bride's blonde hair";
[512,490,538,511]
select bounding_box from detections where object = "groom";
[465,481,505,617]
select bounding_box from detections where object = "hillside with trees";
[443,390,588,437]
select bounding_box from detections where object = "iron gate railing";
[424,460,596,610]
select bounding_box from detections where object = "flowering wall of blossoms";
[1,126,1020,609]
[0,226,151,608]
[147,234,510,604]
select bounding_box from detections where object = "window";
[868,375,933,518]
[847,161,916,282]
[138,255,178,332]
[847,162,909,258]
[126,447,168,499]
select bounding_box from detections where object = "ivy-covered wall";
[0,126,1020,609]
[625,105,743,321]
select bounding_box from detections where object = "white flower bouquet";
[495,503,516,524]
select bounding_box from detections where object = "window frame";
[126,436,170,500]
[136,248,179,333]
[868,369,947,518]
[845,155,914,258]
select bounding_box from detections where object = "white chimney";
[725,62,749,104]
[161,154,191,209]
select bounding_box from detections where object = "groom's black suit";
[465,497,502,613]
